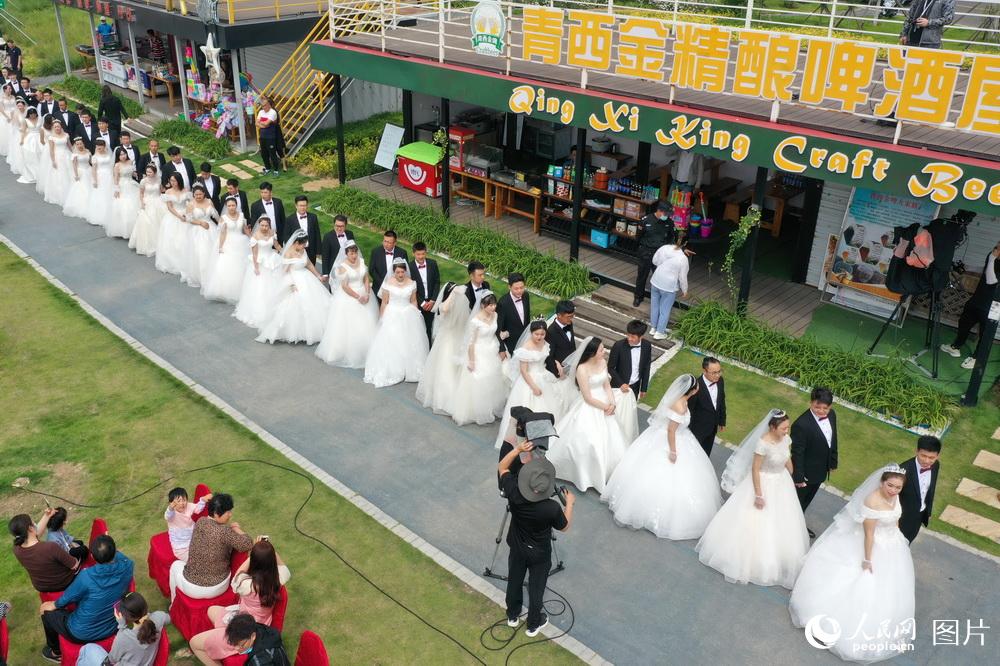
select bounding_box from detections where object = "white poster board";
[374,123,405,171]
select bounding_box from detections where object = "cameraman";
[498,437,574,637]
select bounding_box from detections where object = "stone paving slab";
[957,478,1000,511]
[973,450,1000,474]
[941,505,1000,541]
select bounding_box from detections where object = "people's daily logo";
[805,614,841,650]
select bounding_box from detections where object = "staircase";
[258,5,383,157]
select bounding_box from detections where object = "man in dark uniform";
[634,201,676,307]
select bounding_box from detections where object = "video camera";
[504,407,568,504]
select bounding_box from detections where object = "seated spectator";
[189,538,291,664]
[40,534,134,662]
[165,486,211,561]
[40,507,89,562]
[77,591,169,666]
[169,494,252,601]
[217,613,290,666]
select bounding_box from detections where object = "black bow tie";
[299,215,307,220]
[475,286,486,291]
[817,416,828,421]
[630,345,641,349]
[708,381,717,387]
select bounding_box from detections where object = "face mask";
[239,646,253,655]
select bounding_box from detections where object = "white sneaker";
[506,616,519,628]
[653,331,667,340]
[940,344,961,358]
[525,616,549,637]
[961,356,976,370]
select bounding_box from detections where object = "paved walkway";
[1,174,996,664]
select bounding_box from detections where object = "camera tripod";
[483,504,566,581]
[867,289,944,378]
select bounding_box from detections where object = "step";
[591,283,689,329]
[956,478,1000,511]
[973,450,1000,474]
[939,505,1000,541]
[570,314,673,361]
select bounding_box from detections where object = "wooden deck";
[348,175,822,336]
[333,18,1000,163]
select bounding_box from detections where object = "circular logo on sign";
[804,615,841,650]
[405,163,428,186]
[470,2,506,57]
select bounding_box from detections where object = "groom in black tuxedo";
[791,387,839,536]
[464,261,491,310]
[161,145,196,189]
[545,301,576,377]
[409,242,440,345]
[74,109,97,153]
[250,182,285,238]
[369,230,408,303]
[608,320,652,398]
[285,195,322,265]
[320,214,354,280]
[898,436,941,544]
[688,357,727,457]
[496,273,531,357]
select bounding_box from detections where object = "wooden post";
[334,74,347,186]
[737,166,770,316]
[636,141,651,187]
[231,47,248,153]
[174,36,190,121]
[440,97,450,217]
[125,22,145,113]
[52,0,73,78]
[402,89,413,144]
[570,127,586,262]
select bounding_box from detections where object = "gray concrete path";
[1,174,996,665]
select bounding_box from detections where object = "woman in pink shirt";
[188,539,290,664]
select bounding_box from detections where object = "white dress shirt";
[813,412,833,447]
[629,345,641,385]
[172,160,189,189]
[384,251,396,274]
[918,465,932,511]
[415,262,429,296]
[297,214,309,232]
[513,296,525,323]
[202,176,215,198]
[261,199,275,220]
[650,245,689,293]
[703,374,718,409]
[559,322,572,341]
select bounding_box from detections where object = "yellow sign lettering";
[773,136,807,172]
[908,163,963,205]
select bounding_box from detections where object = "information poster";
[825,188,939,313]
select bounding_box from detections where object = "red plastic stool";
[191,484,212,521]
[82,518,109,569]
[170,587,238,641]
[294,631,330,666]
[147,532,175,598]
[270,587,289,632]
[58,633,114,666]
[153,625,171,666]
[1,616,9,663]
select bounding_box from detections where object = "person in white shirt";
[649,234,690,340]
[898,436,941,543]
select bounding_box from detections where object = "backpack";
[247,625,292,666]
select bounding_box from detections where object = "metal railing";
[326,0,1000,139]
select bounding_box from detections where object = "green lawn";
[643,348,1000,558]
[0,244,577,664]
[7,0,92,77]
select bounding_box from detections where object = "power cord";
[14,458,522,665]
[478,583,575,666]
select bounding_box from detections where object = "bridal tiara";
[391,257,407,267]
[884,463,907,475]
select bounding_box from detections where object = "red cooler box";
[396,142,443,198]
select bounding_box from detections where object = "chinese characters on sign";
[58,0,136,22]
[519,9,994,135]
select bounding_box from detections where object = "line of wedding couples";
[516,354,942,663]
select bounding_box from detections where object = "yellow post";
[228,1,236,24]
[275,0,280,20]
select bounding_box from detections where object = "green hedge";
[53,76,144,119]
[290,111,403,182]
[675,302,955,429]
[150,119,232,160]
[324,187,596,299]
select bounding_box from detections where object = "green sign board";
[311,42,1000,216]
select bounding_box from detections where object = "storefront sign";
[518,10,995,135]
[470,2,506,57]
[58,0,136,22]
[825,188,939,311]
[310,42,1000,215]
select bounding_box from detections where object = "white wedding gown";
[180,205,219,288]
[494,343,564,448]
[61,152,93,219]
[43,135,72,207]
[613,390,639,444]
[602,408,722,539]
[315,261,379,369]
[415,290,468,413]
[16,118,43,184]
[106,164,140,239]
[449,316,509,426]
[232,235,283,329]
[790,500,915,663]
[256,256,329,345]
[0,96,13,155]
[202,213,249,302]
[129,179,165,256]
[6,113,23,174]
[364,280,429,387]
[547,370,629,493]
[154,191,191,275]
[696,435,809,587]
[85,152,115,228]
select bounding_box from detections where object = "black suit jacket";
[161,158,196,189]
[545,321,576,377]
[369,247,409,291]
[138,151,166,178]
[790,409,839,485]
[687,374,727,444]
[37,100,57,118]
[94,130,119,151]
[54,110,79,135]
[196,174,222,211]
[409,258,440,306]
[464,280,492,310]
[250,198,286,237]
[284,212,322,265]
[320,229,356,277]
[496,292,531,355]
[607,338,652,394]
[75,122,98,153]
[898,457,938,542]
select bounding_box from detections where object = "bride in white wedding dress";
[448,292,508,426]
[315,240,379,369]
[696,409,809,587]
[494,320,564,449]
[601,373,722,539]
[255,229,329,345]
[363,258,429,387]
[789,464,916,663]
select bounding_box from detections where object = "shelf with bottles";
[540,205,643,250]
[543,165,660,205]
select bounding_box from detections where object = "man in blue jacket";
[39,534,134,662]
